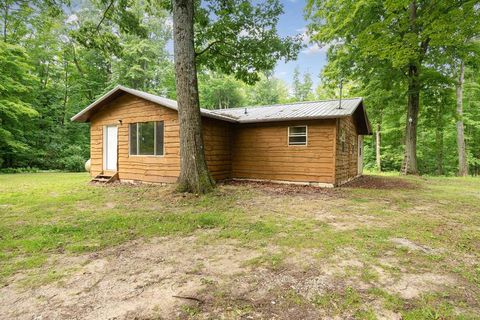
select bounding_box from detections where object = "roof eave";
[200,111,238,123]
[71,85,238,123]
[71,85,125,123]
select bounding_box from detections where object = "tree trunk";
[3,3,7,43]
[375,122,381,171]
[435,102,444,175]
[456,60,468,176]
[61,57,68,126]
[172,0,215,193]
[402,63,420,174]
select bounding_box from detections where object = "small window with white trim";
[288,126,307,146]
[129,121,164,156]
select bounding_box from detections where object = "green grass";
[311,287,367,317]
[1,172,479,318]
[0,173,242,280]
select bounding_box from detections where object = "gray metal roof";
[71,86,370,133]
[71,85,236,123]
[209,98,363,123]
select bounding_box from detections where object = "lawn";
[0,173,479,319]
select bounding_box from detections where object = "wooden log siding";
[335,115,359,185]
[89,93,232,183]
[202,118,232,180]
[231,120,336,184]
[89,94,360,186]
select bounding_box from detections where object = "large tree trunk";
[172,0,215,193]
[402,63,420,174]
[375,122,381,171]
[456,60,468,176]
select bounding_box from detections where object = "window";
[340,129,346,152]
[129,121,164,156]
[288,126,307,146]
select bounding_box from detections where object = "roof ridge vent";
[244,107,248,115]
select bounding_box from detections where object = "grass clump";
[312,287,364,316]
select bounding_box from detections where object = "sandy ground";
[1,236,260,320]
[0,235,458,320]
[1,176,476,319]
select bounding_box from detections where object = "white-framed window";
[288,126,307,146]
[129,121,164,156]
[340,129,346,152]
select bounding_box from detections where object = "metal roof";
[71,86,370,134]
[71,85,236,123]
[208,98,363,123]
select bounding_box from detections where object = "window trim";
[288,125,308,146]
[129,121,165,157]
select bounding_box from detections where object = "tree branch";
[71,44,84,76]
[96,0,115,32]
[3,3,8,43]
[195,40,223,57]
[420,37,430,56]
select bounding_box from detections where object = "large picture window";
[288,126,307,146]
[129,121,164,156]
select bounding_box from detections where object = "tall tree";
[292,67,301,100]
[0,42,37,167]
[247,74,289,105]
[427,2,480,175]
[170,0,301,193]
[199,72,246,109]
[172,0,214,193]
[464,65,480,175]
[292,67,313,101]
[456,60,468,176]
[302,72,314,101]
[306,0,478,175]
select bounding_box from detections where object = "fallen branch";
[172,295,203,304]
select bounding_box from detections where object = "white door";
[358,135,363,175]
[104,125,118,171]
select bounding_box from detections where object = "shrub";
[60,155,86,172]
[59,145,87,172]
[0,167,40,174]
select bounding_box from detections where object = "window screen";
[288,126,307,146]
[129,121,164,156]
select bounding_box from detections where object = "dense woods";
[1,0,479,177]
[307,0,480,176]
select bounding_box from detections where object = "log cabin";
[72,85,371,187]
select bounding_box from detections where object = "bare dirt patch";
[191,247,462,319]
[325,213,386,231]
[373,264,456,300]
[222,180,343,197]
[0,237,468,320]
[390,237,443,254]
[0,236,260,320]
[342,175,418,190]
